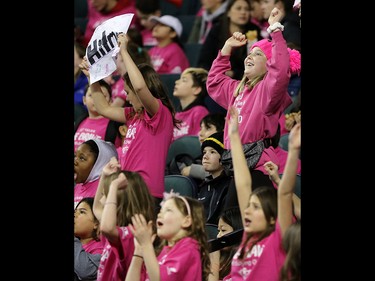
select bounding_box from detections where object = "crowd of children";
[74,0,301,280]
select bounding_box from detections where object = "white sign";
[86,13,134,84]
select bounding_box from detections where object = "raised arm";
[263,161,281,186]
[93,157,121,222]
[126,214,159,281]
[277,122,301,236]
[227,106,252,223]
[264,160,301,220]
[100,172,128,245]
[117,33,159,117]
[220,32,248,56]
[79,57,126,123]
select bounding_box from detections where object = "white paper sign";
[86,13,134,84]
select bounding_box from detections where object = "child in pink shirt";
[74,139,118,208]
[74,197,104,281]
[79,33,180,203]
[148,15,190,74]
[172,67,209,141]
[135,0,161,47]
[125,191,211,281]
[206,7,301,207]
[93,157,156,281]
[74,79,123,151]
[222,106,299,281]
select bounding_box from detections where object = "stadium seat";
[184,43,202,67]
[74,0,88,18]
[75,17,88,35]
[177,15,196,44]
[164,174,198,198]
[278,133,289,151]
[166,135,202,166]
[205,223,218,240]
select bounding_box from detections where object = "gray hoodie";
[85,139,118,184]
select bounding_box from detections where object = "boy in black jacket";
[197,131,232,225]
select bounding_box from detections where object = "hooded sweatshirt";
[74,139,118,208]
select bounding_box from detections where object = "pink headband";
[161,190,191,216]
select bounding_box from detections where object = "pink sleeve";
[262,31,292,114]
[206,52,239,109]
[167,45,190,74]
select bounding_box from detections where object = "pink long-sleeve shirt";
[206,31,292,174]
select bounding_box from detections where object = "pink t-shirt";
[227,221,286,281]
[74,117,122,151]
[111,78,127,102]
[142,29,158,47]
[144,237,202,281]
[149,42,190,74]
[83,0,137,47]
[119,99,173,198]
[173,105,209,141]
[97,226,139,281]
[83,238,105,255]
[206,31,292,175]
[74,180,99,209]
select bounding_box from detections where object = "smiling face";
[244,47,268,80]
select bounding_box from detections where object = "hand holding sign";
[85,13,134,84]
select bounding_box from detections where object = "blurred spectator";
[75,42,89,116]
[82,0,138,47]
[188,0,228,44]
[250,0,269,38]
[135,0,161,47]
[74,80,123,152]
[148,15,190,74]
[260,0,301,50]
[172,67,209,141]
[280,221,301,281]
